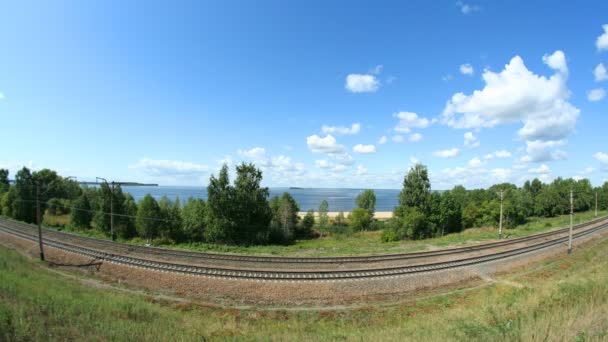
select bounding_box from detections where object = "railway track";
[1,218,606,281]
[1,217,606,265]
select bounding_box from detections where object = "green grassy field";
[1,229,608,341]
[50,210,608,256]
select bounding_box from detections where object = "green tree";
[0,169,9,194]
[118,193,138,239]
[182,197,206,242]
[397,163,431,216]
[158,196,183,241]
[355,189,376,217]
[269,192,299,243]
[70,193,93,229]
[318,200,329,228]
[13,167,36,223]
[204,164,234,242]
[438,191,462,235]
[300,210,315,236]
[334,211,346,227]
[136,194,162,241]
[382,207,426,241]
[348,208,372,231]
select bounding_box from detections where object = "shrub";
[348,208,372,231]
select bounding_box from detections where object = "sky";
[1,0,608,189]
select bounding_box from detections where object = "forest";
[0,164,607,246]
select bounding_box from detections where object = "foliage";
[0,169,8,194]
[318,200,329,228]
[356,189,376,217]
[398,163,431,215]
[181,197,206,242]
[300,210,315,237]
[70,194,92,229]
[269,192,300,243]
[135,194,162,241]
[348,208,372,231]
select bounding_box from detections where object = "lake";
[119,186,402,212]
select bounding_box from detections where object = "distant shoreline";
[297,211,393,220]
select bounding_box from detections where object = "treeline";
[1,164,607,245]
[382,164,608,241]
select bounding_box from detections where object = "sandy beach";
[298,211,393,220]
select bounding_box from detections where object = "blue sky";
[1,1,607,189]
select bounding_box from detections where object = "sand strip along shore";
[297,211,393,220]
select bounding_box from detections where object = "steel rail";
[0,216,606,264]
[1,220,606,281]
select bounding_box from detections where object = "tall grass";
[1,232,608,340]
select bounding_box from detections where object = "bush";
[348,208,372,231]
[299,210,315,237]
[382,207,429,241]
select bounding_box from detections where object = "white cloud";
[463,131,479,147]
[315,159,332,169]
[441,51,579,147]
[330,152,354,165]
[356,164,368,175]
[238,147,267,161]
[521,140,567,163]
[491,168,512,182]
[394,111,431,133]
[378,135,388,145]
[597,24,608,51]
[587,88,606,102]
[433,148,460,158]
[353,144,377,154]
[0,92,4,100]
[468,157,484,168]
[528,164,551,174]
[408,133,423,142]
[130,158,208,177]
[331,165,348,173]
[594,63,607,82]
[595,152,608,171]
[345,74,380,93]
[456,1,479,14]
[392,135,404,143]
[306,134,345,154]
[321,123,361,135]
[460,63,474,75]
[484,150,512,160]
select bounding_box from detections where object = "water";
[119,186,401,212]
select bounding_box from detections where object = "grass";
[43,210,608,257]
[1,230,608,341]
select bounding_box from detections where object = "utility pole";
[499,189,504,239]
[568,189,573,254]
[36,182,44,261]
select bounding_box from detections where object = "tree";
[13,167,36,223]
[439,191,462,235]
[204,164,235,243]
[269,192,299,243]
[300,210,315,236]
[182,197,206,242]
[318,200,329,228]
[382,207,426,241]
[334,211,346,226]
[356,189,376,217]
[158,196,183,241]
[70,193,93,229]
[0,169,8,194]
[348,208,372,231]
[136,194,162,241]
[397,164,431,216]
[118,193,138,239]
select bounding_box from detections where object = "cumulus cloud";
[468,157,484,168]
[442,51,578,164]
[463,131,479,147]
[353,144,377,154]
[315,159,332,169]
[130,158,209,177]
[595,152,608,170]
[394,111,431,133]
[306,134,345,154]
[597,24,608,51]
[392,135,404,143]
[378,135,388,145]
[587,88,606,102]
[460,63,474,75]
[594,63,607,82]
[408,133,423,142]
[433,148,460,158]
[491,168,512,182]
[356,164,368,175]
[528,164,551,174]
[321,123,361,135]
[456,1,479,14]
[484,150,512,159]
[521,140,567,163]
[345,74,379,93]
